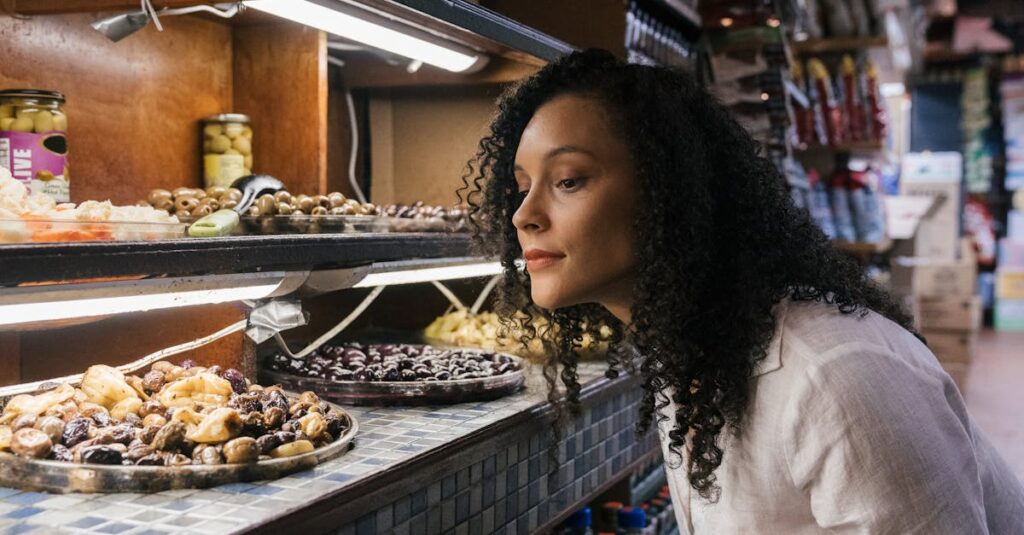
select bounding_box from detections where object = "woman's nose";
[512,189,546,232]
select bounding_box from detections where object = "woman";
[462,49,1024,533]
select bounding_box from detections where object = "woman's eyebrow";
[514,145,595,171]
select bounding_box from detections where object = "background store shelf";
[791,36,889,54]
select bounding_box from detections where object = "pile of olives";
[380,202,468,222]
[266,343,520,383]
[140,187,379,218]
[142,186,242,219]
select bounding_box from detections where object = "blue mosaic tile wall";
[337,373,659,535]
[0,362,657,534]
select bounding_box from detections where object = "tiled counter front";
[0,362,659,535]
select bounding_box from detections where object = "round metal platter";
[0,394,358,494]
[260,349,527,406]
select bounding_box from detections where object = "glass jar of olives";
[201,114,253,188]
[0,89,70,202]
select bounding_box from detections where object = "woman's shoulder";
[773,298,944,389]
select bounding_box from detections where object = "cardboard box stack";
[995,207,1024,331]
[893,152,979,391]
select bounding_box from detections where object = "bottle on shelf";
[617,506,649,535]
[559,506,594,535]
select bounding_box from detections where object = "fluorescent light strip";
[244,0,482,73]
[353,262,503,287]
[0,284,281,325]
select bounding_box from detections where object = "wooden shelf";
[791,36,889,54]
[796,140,885,154]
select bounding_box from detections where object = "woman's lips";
[524,249,565,271]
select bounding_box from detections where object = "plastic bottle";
[559,506,594,535]
[617,506,647,535]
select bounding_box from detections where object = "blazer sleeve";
[781,343,1023,534]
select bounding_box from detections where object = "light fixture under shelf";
[0,258,505,327]
[0,271,300,326]
[244,0,489,73]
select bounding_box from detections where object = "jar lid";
[203,113,250,123]
[0,89,66,102]
[617,506,647,529]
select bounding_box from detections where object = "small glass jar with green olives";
[201,113,253,188]
[0,89,70,202]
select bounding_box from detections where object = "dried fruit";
[80,445,123,465]
[185,408,242,444]
[298,413,326,441]
[111,397,143,421]
[34,416,65,444]
[62,417,92,448]
[150,421,186,451]
[222,437,259,464]
[11,428,52,459]
[256,434,282,454]
[81,365,140,410]
[49,444,73,462]
[222,368,247,395]
[269,439,314,458]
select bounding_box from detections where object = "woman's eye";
[556,177,585,190]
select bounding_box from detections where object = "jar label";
[0,130,69,202]
[204,154,245,189]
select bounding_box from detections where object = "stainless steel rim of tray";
[0,394,358,494]
[259,350,528,406]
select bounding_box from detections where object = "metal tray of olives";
[179,215,387,236]
[0,394,358,494]
[259,344,527,406]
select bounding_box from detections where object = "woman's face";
[512,94,639,319]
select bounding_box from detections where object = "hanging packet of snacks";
[841,55,866,142]
[808,59,843,146]
[863,59,887,142]
[809,168,838,238]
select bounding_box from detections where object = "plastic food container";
[0,218,187,243]
[220,215,388,236]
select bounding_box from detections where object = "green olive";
[197,197,220,211]
[232,136,252,155]
[191,204,214,217]
[10,117,33,132]
[273,191,292,205]
[313,195,330,208]
[224,148,241,156]
[310,206,328,216]
[248,205,261,216]
[296,195,314,214]
[241,125,253,139]
[220,198,238,210]
[277,203,293,215]
[226,188,243,201]
[327,192,346,208]
[209,135,231,153]
[206,186,227,198]
[0,117,14,131]
[147,189,173,206]
[51,113,67,132]
[175,197,200,213]
[172,187,194,199]
[190,188,207,200]
[174,209,192,219]
[33,111,54,133]
[256,194,277,215]
[203,123,223,139]
[224,122,245,139]
[244,153,253,170]
[15,109,35,120]
[329,207,347,216]
[0,104,13,118]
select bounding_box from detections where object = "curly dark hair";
[459,49,916,501]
